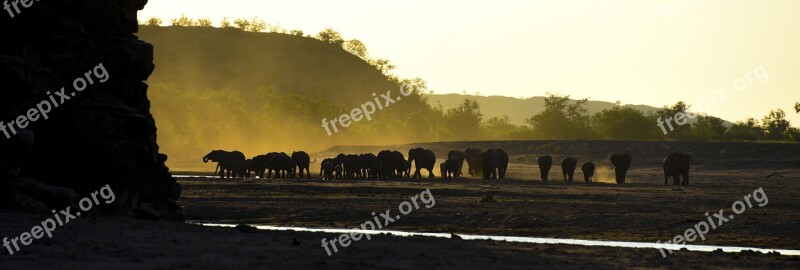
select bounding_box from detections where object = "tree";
[656,101,693,140]
[795,102,799,114]
[220,17,232,28]
[249,17,267,32]
[316,28,344,45]
[725,118,763,141]
[370,59,396,74]
[525,93,592,139]
[762,109,790,140]
[170,14,194,26]
[343,39,369,59]
[196,18,213,27]
[691,115,727,141]
[233,18,250,30]
[482,115,534,140]
[290,30,304,36]
[443,99,483,141]
[591,106,657,140]
[145,17,162,26]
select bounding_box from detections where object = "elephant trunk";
[203,157,210,163]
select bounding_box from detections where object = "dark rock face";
[0,0,181,219]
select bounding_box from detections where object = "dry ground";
[2,141,800,269]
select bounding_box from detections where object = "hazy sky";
[140,0,800,125]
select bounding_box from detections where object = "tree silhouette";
[526,93,592,139]
[249,17,267,32]
[726,118,763,141]
[591,106,656,140]
[233,18,250,30]
[795,102,799,114]
[762,109,790,140]
[692,115,727,141]
[220,17,232,28]
[317,28,344,45]
[145,17,162,26]
[170,14,194,27]
[343,39,369,59]
[370,59,395,74]
[656,101,693,140]
[443,99,483,141]
[290,30,304,36]
[196,18,213,27]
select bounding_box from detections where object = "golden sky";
[140,0,800,126]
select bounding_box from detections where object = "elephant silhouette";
[377,150,404,179]
[610,153,632,184]
[663,153,691,185]
[447,150,466,178]
[360,153,378,179]
[292,151,314,179]
[203,150,246,179]
[464,148,483,177]
[561,157,578,182]
[537,155,553,181]
[440,159,460,179]
[408,148,436,179]
[581,161,595,183]
[481,149,509,180]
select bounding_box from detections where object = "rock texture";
[0,0,181,219]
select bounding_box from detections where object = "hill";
[139,26,397,104]
[428,94,662,126]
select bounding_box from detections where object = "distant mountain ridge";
[427,94,662,125]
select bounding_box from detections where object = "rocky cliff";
[0,0,181,219]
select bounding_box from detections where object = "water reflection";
[190,222,800,256]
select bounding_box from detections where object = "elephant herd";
[203,150,315,179]
[202,149,692,186]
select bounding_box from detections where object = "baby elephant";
[581,162,595,183]
[440,159,460,179]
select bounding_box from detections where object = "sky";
[139,0,800,125]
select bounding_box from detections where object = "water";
[190,222,800,256]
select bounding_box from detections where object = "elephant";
[481,149,508,180]
[377,150,403,179]
[610,153,632,184]
[227,160,249,179]
[271,152,295,179]
[447,150,466,178]
[441,159,461,179]
[248,154,274,179]
[360,153,378,179]
[408,148,436,178]
[581,161,595,183]
[203,150,246,179]
[464,148,483,177]
[497,149,509,179]
[561,157,578,182]
[292,151,315,179]
[344,154,362,179]
[334,164,343,180]
[320,158,335,180]
[663,153,691,186]
[537,155,552,181]
[400,158,411,178]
